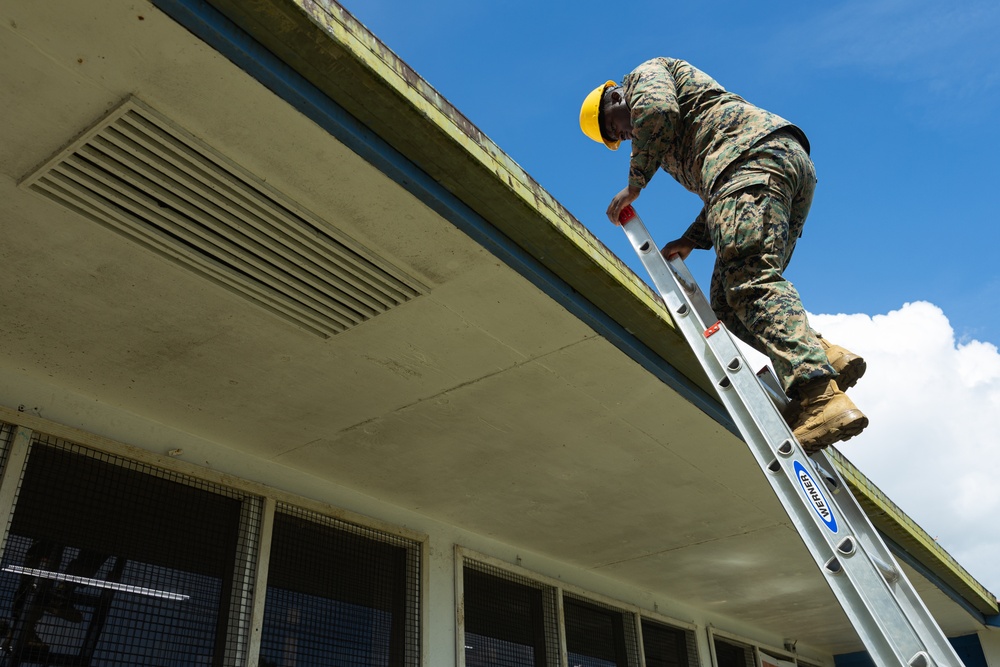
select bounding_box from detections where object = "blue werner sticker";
[793,461,838,533]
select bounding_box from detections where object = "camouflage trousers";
[706,130,834,393]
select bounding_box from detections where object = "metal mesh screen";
[713,638,755,667]
[462,560,560,667]
[0,422,12,474]
[641,618,698,667]
[563,595,638,667]
[0,435,261,666]
[259,503,420,667]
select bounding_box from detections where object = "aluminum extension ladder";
[617,205,965,667]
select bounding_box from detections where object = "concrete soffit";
[156,0,996,625]
[185,0,719,400]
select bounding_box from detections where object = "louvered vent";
[21,98,425,338]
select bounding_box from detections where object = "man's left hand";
[661,236,696,261]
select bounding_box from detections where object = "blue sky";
[337,2,1000,595]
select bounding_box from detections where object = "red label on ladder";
[618,205,637,225]
[704,321,722,337]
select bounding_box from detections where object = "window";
[0,437,260,665]
[713,637,755,667]
[642,618,696,667]
[462,562,558,667]
[460,556,699,667]
[259,504,420,666]
[563,597,632,667]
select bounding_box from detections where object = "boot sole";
[796,410,869,454]
[834,356,867,391]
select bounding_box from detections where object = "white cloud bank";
[812,302,1000,597]
[738,301,1000,597]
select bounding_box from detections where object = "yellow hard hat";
[580,80,620,151]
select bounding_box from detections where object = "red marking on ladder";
[617,205,636,225]
[704,321,722,338]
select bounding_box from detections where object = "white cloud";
[811,302,1000,597]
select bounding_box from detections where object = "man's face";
[601,88,633,143]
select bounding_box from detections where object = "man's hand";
[661,236,696,261]
[606,186,641,224]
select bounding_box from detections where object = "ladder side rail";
[811,450,966,665]
[748,365,964,667]
[619,208,963,667]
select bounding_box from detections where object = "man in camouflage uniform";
[580,57,868,452]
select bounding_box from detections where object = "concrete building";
[0,1,996,665]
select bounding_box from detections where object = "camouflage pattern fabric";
[621,57,832,393]
[702,131,834,392]
[622,57,808,197]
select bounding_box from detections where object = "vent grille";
[21,98,424,338]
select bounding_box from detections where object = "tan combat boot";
[790,378,868,453]
[818,336,866,390]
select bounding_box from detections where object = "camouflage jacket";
[623,58,808,246]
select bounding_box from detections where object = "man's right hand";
[661,236,696,261]
[606,186,641,224]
